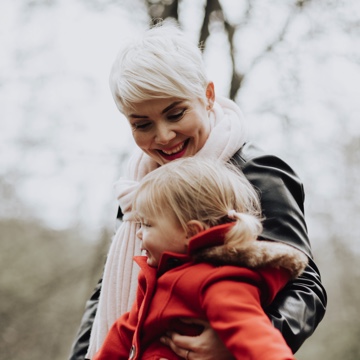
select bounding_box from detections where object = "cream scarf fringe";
[86,96,247,358]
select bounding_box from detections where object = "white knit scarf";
[86,96,247,358]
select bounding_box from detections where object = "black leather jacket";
[68,142,327,359]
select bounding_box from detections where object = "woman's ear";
[205,82,215,110]
[185,220,207,240]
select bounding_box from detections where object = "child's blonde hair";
[133,157,263,246]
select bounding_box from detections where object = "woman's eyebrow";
[129,114,148,119]
[129,101,184,118]
[161,101,183,114]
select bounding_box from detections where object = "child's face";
[136,208,188,267]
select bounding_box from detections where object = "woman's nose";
[155,124,176,145]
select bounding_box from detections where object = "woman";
[69,22,327,360]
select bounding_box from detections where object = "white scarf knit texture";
[86,96,247,358]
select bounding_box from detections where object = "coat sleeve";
[200,267,295,360]
[232,143,327,352]
[93,265,149,360]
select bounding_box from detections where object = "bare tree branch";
[145,0,179,26]
[244,2,313,85]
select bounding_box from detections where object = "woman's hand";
[159,318,234,360]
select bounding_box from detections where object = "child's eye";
[140,221,151,228]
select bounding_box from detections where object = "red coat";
[94,224,306,360]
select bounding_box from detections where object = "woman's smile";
[156,139,190,161]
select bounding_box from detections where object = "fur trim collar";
[189,224,308,279]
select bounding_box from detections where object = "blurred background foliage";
[1,0,360,359]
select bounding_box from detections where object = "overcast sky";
[1,0,359,243]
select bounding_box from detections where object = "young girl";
[93,157,308,360]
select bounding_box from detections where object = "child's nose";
[136,227,143,240]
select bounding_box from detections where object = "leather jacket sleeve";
[68,279,102,360]
[232,142,327,352]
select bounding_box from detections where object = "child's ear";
[186,220,207,240]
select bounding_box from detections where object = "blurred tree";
[147,0,179,21]
[144,0,314,100]
[0,219,110,360]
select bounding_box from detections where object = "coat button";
[129,345,136,359]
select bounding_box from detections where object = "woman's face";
[124,83,215,165]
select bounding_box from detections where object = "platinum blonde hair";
[133,158,263,246]
[109,21,209,112]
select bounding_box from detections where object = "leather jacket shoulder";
[231,142,311,256]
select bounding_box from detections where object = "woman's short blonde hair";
[133,157,263,245]
[109,21,209,112]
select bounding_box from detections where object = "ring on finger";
[186,350,191,360]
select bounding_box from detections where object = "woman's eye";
[132,122,152,131]
[167,109,186,121]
